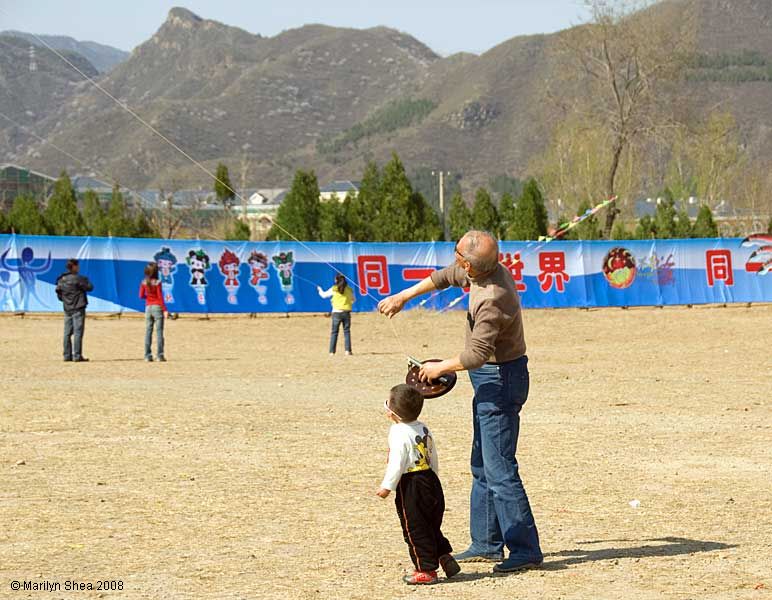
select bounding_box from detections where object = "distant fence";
[0,234,770,313]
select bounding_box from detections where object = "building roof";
[634,197,702,219]
[72,175,113,192]
[320,180,360,194]
[0,163,57,182]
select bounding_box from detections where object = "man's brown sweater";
[431,263,526,370]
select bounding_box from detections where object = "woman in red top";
[139,262,168,362]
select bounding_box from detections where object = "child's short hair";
[390,384,424,422]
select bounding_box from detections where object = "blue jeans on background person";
[63,308,85,360]
[144,305,165,359]
[329,311,351,354]
[467,356,543,563]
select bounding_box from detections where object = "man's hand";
[377,293,406,318]
[419,361,447,383]
[376,488,391,498]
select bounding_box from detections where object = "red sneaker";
[403,570,438,585]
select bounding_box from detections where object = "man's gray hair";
[464,230,499,273]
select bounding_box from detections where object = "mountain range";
[1,1,771,196]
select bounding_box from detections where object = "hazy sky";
[0,0,591,56]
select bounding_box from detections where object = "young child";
[139,262,168,362]
[376,384,460,585]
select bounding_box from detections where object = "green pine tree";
[635,215,656,239]
[105,185,135,237]
[410,191,442,241]
[653,190,677,239]
[376,153,414,241]
[611,220,630,240]
[674,209,693,238]
[45,171,86,236]
[0,209,8,233]
[214,163,236,209]
[81,190,107,236]
[268,170,321,241]
[498,192,515,238]
[507,179,548,240]
[347,161,381,241]
[133,210,158,238]
[692,205,719,238]
[226,217,251,241]
[448,192,472,241]
[471,187,500,235]
[320,197,351,241]
[8,195,49,235]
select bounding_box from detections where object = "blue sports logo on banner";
[0,234,770,313]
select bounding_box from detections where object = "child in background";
[317,273,355,355]
[376,384,460,585]
[139,262,168,362]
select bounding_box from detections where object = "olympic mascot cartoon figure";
[186,249,211,305]
[218,249,241,305]
[153,247,178,304]
[272,251,295,305]
[0,246,52,311]
[247,250,270,305]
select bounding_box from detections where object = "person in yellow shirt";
[317,274,355,355]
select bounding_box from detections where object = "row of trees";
[269,154,443,242]
[2,163,744,242]
[0,172,156,238]
[0,168,253,241]
[268,153,555,242]
[268,153,734,242]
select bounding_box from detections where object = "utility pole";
[433,170,450,241]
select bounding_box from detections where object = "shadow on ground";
[442,537,735,584]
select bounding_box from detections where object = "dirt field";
[1,306,770,600]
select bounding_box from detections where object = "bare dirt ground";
[1,307,771,600]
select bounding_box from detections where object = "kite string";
[8,23,412,355]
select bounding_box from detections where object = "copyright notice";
[10,580,124,592]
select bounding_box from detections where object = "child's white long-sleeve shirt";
[380,421,439,491]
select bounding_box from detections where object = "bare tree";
[546,0,696,235]
[149,175,208,239]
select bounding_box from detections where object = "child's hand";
[376,488,391,498]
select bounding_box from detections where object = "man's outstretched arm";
[377,276,437,318]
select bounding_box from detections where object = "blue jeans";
[144,305,165,359]
[329,311,351,353]
[468,356,542,561]
[63,309,85,360]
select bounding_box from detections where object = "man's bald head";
[459,230,499,275]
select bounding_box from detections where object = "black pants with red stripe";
[395,470,452,572]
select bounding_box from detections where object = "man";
[55,258,93,362]
[377,230,543,573]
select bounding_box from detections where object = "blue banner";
[0,234,770,313]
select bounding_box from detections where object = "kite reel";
[405,356,457,399]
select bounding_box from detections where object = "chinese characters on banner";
[537,252,570,293]
[357,255,390,295]
[706,250,734,286]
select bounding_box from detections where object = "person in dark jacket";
[55,258,94,362]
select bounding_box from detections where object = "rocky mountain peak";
[167,7,204,28]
